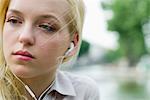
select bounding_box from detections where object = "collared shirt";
[37,70,100,100]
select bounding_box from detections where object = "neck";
[22,70,56,98]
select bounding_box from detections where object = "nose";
[18,24,35,46]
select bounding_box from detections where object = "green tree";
[102,0,150,66]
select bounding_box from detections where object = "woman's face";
[3,0,71,78]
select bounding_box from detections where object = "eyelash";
[38,24,57,33]
[6,18,22,25]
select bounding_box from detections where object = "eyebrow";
[38,15,60,23]
[7,9,23,16]
[7,9,61,23]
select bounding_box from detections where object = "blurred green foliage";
[78,40,90,57]
[102,49,122,63]
[102,0,150,66]
[117,80,148,99]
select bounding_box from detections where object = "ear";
[64,32,79,58]
[68,32,79,56]
[63,32,79,62]
[73,32,79,46]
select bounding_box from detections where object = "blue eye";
[39,24,56,33]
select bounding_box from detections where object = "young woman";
[0,0,100,99]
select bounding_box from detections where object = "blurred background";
[65,0,150,100]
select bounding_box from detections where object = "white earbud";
[65,42,74,56]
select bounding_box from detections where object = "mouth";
[12,50,35,59]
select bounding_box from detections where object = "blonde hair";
[0,0,85,99]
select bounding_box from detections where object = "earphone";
[65,42,74,56]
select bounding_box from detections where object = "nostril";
[18,32,35,45]
[18,24,35,45]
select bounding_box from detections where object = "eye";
[6,17,22,25]
[38,24,57,33]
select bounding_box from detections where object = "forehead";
[8,0,70,20]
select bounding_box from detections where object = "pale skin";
[2,0,78,98]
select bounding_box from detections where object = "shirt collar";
[47,70,76,96]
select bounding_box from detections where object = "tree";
[102,0,150,66]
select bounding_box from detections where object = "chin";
[9,65,35,78]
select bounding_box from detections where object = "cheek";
[2,37,11,62]
[39,35,70,56]
[36,45,61,68]
[41,42,63,57]
[3,24,16,46]
[37,42,67,66]
[2,25,17,59]
[3,28,11,51]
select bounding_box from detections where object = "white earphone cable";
[11,72,37,100]
[25,85,37,100]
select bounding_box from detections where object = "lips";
[13,50,35,59]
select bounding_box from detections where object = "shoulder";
[62,71,100,100]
